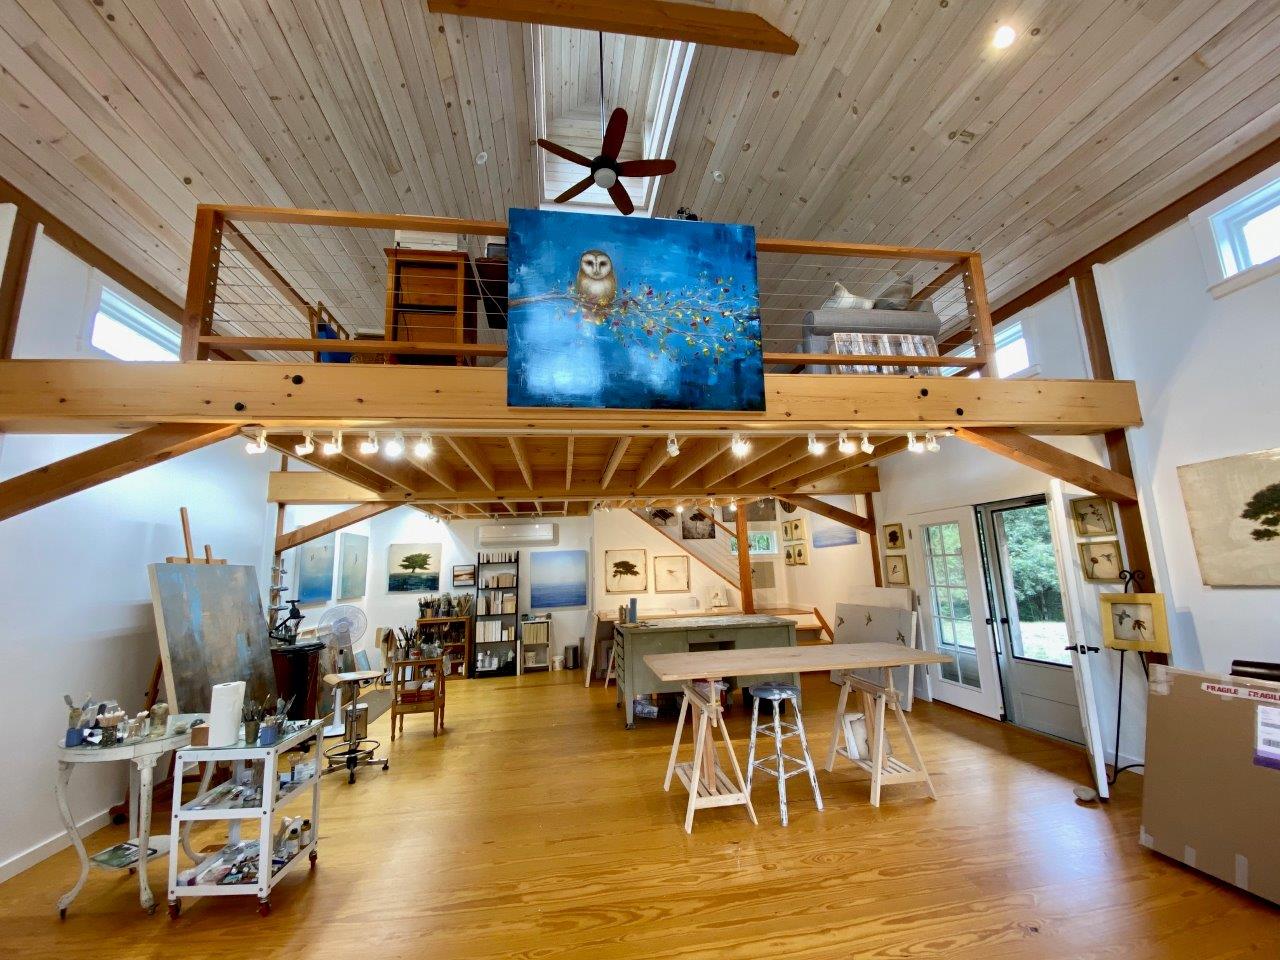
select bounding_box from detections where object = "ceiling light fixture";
[925,431,941,453]
[676,503,685,514]
[413,433,433,459]
[712,170,725,183]
[837,431,855,455]
[907,432,924,454]
[244,428,267,455]
[321,431,342,456]
[359,431,379,456]
[475,151,488,165]
[385,431,405,459]
[807,432,827,456]
[993,25,1016,49]
[860,432,875,455]
[667,433,680,457]
[294,431,314,456]
[729,500,738,513]
[731,433,750,458]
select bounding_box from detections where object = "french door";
[907,507,1004,719]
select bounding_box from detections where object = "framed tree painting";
[604,549,647,593]
[506,208,763,411]
[1070,496,1116,537]
[1100,592,1170,654]
[1177,447,1280,586]
[680,509,715,540]
[881,523,905,552]
[1078,539,1124,582]
[653,555,690,593]
[387,543,441,592]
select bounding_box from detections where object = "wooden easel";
[825,670,935,806]
[663,681,757,833]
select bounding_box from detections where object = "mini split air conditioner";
[475,522,558,548]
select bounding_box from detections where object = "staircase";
[628,508,739,589]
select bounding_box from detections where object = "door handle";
[1063,644,1100,654]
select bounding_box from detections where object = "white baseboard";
[0,809,112,884]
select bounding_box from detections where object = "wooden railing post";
[181,206,224,360]
[964,254,998,378]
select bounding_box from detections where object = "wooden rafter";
[700,437,785,487]
[0,423,238,523]
[633,438,670,489]
[600,437,631,490]
[564,437,574,491]
[953,427,1138,503]
[276,502,396,553]
[267,435,404,498]
[779,494,875,536]
[666,438,728,487]
[508,436,534,489]
[445,436,496,490]
[724,438,810,487]
[786,437,910,490]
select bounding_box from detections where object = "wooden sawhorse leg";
[662,680,757,833]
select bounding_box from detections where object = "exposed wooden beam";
[445,436,495,489]
[734,506,754,614]
[564,436,574,491]
[0,362,1143,435]
[268,436,405,498]
[341,443,436,493]
[785,437,910,490]
[633,438,671,489]
[181,207,223,361]
[424,0,798,55]
[0,423,237,522]
[666,438,728,487]
[863,494,883,588]
[600,436,631,490]
[276,502,397,553]
[508,436,534,489]
[0,211,38,360]
[953,427,1137,503]
[779,494,875,536]
[725,438,810,487]
[701,437,787,487]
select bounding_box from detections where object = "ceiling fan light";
[592,167,618,189]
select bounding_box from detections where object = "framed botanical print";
[1070,496,1116,537]
[881,523,905,552]
[1099,592,1170,654]
[1078,539,1124,582]
[885,554,910,586]
[604,549,647,593]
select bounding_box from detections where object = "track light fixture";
[860,432,875,455]
[837,431,855,455]
[807,432,827,456]
[321,431,342,456]
[384,431,405,459]
[294,431,314,456]
[667,433,680,457]
[907,432,924,454]
[359,431,379,455]
[676,503,685,514]
[244,428,267,455]
[413,433,433,459]
[731,433,750,458]
[925,431,940,453]
[729,500,738,513]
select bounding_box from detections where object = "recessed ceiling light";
[993,25,1016,49]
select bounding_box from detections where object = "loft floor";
[4,672,1276,959]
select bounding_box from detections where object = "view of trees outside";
[999,506,1069,664]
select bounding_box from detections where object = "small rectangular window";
[1210,177,1280,278]
[943,321,1029,378]
[90,288,180,361]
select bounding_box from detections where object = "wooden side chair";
[390,657,446,739]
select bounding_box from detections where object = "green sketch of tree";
[399,552,433,574]
[1241,482,1280,541]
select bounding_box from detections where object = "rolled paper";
[208,680,246,747]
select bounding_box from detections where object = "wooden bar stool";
[663,680,756,833]
[744,682,823,826]
[825,670,935,806]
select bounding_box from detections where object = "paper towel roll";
[208,680,245,747]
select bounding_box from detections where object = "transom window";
[943,321,1029,378]
[89,287,179,361]
[1209,176,1280,277]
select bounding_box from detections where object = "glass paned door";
[909,507,1003,719]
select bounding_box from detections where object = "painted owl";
[575,249,617,307]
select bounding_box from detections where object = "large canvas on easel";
[148,563,275,712]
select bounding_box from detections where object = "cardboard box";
[1141,665,1280,904]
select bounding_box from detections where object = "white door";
[907,507,1004,719]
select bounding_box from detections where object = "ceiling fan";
[536,34,676,215]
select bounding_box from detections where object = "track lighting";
[676,503,685,514]
[359,431,379,455]
[667,433,680,457]
[384,431,405,459]
[321,432,342,456]
[731,433,750,457]
[837,431,855,455]
[925,431,940,453]
[860,432,875,455]
[807,432,827,456]
[294,431,314,456]
[413,433,433,459]
[907,432,924,454]
[244,428,267,455]
[729,500,738,513]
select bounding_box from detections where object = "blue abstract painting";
[507,208,763,411]
[812,510,860,549]
[529,549,588,609]
[296,533,335,605]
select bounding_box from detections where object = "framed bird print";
[1078,539,1124,582]
[1099,592,1170,654]
[885,554,910,586]
[505,207,763,411]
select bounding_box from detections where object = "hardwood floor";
[3,671,1276,959]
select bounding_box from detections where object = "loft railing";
[181,203,997,376]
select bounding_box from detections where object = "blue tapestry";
[506,208,763,411]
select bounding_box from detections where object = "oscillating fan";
[316,604,368,737]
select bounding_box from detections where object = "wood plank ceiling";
[3,1,1279,351]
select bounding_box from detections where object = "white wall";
[780,495,877,626]
[1096,217,1280,673]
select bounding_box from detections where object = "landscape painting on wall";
[1177,447,1280,586]
[337,532,369,600]
[387,542,441,592]
[604,549,647,593]
[681,509,715,540]
[530,550,588,608]
[811,508,860,549]
[506,207,763,411]
[296,533,335,605]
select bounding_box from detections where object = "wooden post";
[181,207,224,361]
[964,254,998,378]
[864,494,883,588]
[0,211,38,360]
[735,505,754,614]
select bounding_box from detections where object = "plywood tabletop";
[644,643,951,681]
[620,614,794,631]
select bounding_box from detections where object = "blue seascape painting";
[811,507,861,549]
[506,208,764,411]
[529,549,588,609]
[296,533,335,605]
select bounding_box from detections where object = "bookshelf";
[520,616,552,674]
[473,550,520,677]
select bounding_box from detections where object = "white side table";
[54,717,198,917]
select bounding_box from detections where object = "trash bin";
[564,642,580,670]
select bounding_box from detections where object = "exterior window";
[943,321,1030,378]
[728,530,779,556]
[1209,177,1280,277]
[89,288,179,361]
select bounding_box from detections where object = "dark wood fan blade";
[601,108,628,159]
[616,158,677,178]
[553,175,596,204]
[537,138,592,167]
[607,181,635,216]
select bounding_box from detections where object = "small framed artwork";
[1078,539,1124,582]
[1070,496,1116,537]
[653,555,690,593]
[782,517,807,542]
[1100,592,1170,654]
[452,564,476,588]
[882,523,905,552]
[783,544,796,566]
[604,548,647,593]
[885,554,910,586]
[792,543,809,566]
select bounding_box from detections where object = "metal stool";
[744,682,823,826]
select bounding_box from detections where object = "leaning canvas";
[506,207,763,411]
[1177,447,1280,587]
